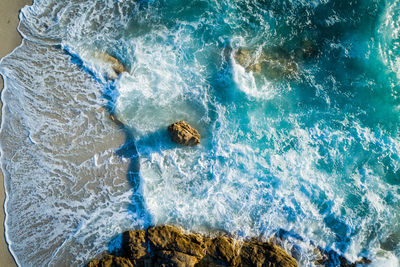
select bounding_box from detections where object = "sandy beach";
[0,0,33,266]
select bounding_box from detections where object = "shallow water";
[1,0,400,266]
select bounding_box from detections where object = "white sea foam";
[0,40,142,266]
[2,0,400,266]
[379,0,400,81]
[231,60,277,100]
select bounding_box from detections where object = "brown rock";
[147,225,207,258]
[207,236,240,265]
[93,52,126,79]
[234,47,298,79]
[234,48,252,66]
[247,63,262,73]
[313,247,371,267]
[87,254,134,267]
[155,250,199,267]
[239,241,297,267]
[167,121,201,146]
[313,247,330,266]
[122,230,148,265]
[87,226,298,267]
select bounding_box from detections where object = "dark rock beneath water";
[233,47,298,79]
[87,225,297,267]
[168,121,201,146]
[296,39,319,60]
[313,247,371,267]
[234,48,252,67]
[93,52,126,80]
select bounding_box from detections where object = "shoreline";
[0,1,396,266]
[0,0,33,266]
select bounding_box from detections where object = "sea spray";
[1,0,400,265]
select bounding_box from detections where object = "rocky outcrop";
[87,225,297,267]
[232,40,322,79]
[234,48,252,67]
[197,236,240,266]
[88,254,133,267]
[148,225,208,258]
[93,52,126,79]
[239,241,297,267]
[313,247,371,267]
[233,48,298,79]
[121,230,148,265]
[168,121,201,146]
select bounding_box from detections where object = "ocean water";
[1,0,400,266]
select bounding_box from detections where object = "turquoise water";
[1,0,400,265]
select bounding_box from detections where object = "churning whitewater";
[1,0,400,266]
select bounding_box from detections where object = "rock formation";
[87,225,298,267]
[234,48,252,67]
[313,247,371,267]
[297,39,318,60]
[93,52,126,79]
[168,121,201,146]
[87,225,370,267]
[88,254,133,267]
[233,47,298,79]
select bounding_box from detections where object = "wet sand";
[0,0,33,266]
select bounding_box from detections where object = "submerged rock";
[233,47,298,79]
[168,121,201,146]
[93,52,126,79]
[295,39,319,60]
[313,247,371,267]
[87,225,297,267]
[233,48,252,67]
